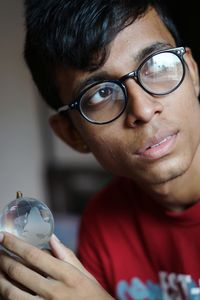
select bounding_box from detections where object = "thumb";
[49,234,96,281]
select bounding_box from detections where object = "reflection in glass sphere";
[0,194,54,249]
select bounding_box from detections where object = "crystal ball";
[0,193,54,248]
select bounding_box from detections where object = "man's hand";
[0,232,114,300]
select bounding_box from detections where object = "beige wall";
[0,0,47,208]
[0,0,101,211]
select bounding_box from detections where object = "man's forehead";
[102,8,175,59]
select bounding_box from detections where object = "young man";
[0,0,200,299]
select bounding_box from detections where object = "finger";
[50,234,96,280]
[0,252,49,297]
[0,270,38,300]
[0,246,48,278]
[0,232,81,282]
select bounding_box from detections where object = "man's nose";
[124,80,164,128]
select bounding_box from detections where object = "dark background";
[166,0,199,65]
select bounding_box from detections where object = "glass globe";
[0,192,54,248]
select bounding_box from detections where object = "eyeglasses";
[58,47,186,124]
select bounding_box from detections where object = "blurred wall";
[0,0,100,211]
[0,0,47,208]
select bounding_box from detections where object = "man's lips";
[135,131,178,159]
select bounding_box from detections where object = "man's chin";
[139,164,188,194]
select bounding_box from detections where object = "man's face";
[55,9,200,198]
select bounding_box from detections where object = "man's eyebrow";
[134,42,172,63]
[73,42,172,98]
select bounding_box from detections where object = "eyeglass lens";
[139,52,184,94]
[80,81,126,124]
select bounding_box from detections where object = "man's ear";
[49,114,90,153]
[185,47,200,97]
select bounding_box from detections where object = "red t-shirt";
[77,176,200,300]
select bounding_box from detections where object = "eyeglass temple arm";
[58,105,70,113]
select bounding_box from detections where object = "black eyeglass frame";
[58,47,186,125]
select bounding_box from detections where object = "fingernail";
[0,232,4,243]
[52,234,61,243]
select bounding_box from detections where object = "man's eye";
[88,87,113,105]
[98,87,112,98]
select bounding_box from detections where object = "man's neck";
[145,151,200,212]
